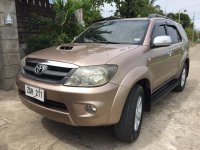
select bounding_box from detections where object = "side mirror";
[153,36,172,47]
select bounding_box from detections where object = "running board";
[152,79,179,104]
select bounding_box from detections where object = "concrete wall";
[0,0,20,90]
[0,30,3,90]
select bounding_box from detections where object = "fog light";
[85,104,97,113]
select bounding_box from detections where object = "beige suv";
[16,14,189,142]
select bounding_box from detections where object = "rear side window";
[166,26,181,44]
[177,24,188,42]
[152,25,166,40]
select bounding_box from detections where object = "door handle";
[168,51,173,56]
[147,58,151,66]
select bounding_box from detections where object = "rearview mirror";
[153,36,172,47]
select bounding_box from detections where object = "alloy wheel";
[134,96,142,131]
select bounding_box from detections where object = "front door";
[166,21,184,76]
[148,20,174,91]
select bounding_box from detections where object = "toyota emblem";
[35,64,48,74]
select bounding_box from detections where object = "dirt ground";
[0,45,200,150]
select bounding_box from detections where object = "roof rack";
[148,14,168,19]
[95,16,122,22]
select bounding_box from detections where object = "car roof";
[97,17,180,26]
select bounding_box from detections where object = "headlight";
[20,57,26,72]
[64,65,118,87]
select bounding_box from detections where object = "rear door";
[148,20,174,91]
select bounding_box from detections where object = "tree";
[105,0,162,18]
[83,0,102,27]
[167,12,192,29]
[167,13,176,20]
[33,0,87,44]
[175,13,191,29]
[142,0,163,16]
[167,12,197,41]
[185,27,193,40]
[149,0,163,13]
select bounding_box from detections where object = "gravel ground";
[0,45,200,150]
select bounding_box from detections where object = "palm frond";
[149,0,157,6]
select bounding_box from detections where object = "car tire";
[114,84,144,142]
[174,64,187,92]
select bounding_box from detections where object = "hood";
[27,43,139,66]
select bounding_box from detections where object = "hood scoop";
[58,45,73,50]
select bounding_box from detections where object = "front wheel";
[174,64,187,92]
[114,84,144,142]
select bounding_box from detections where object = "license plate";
[25,85,44,102]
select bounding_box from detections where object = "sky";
[101,0,200,30]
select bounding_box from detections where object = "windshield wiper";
[74,41,124,44]
[97,41,121,44]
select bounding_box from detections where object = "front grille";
[19,90,68,113]
[23,58,77,83]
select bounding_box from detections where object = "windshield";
[74,20,149,45]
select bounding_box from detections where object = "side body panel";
[147,20,175,90]
[175,23,190,78]
[107,46,151,123]
[166,20,186,78]
[148,46,174,90]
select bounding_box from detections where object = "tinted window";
[167,26,181,43]
[74,20,149,45]
[177,24,187,41]
[152,24,166,40]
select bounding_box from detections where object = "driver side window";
[152,24,167,40]
[166,25,182,44]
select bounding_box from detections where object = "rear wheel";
[174,64,187,92]
[114,84,144,142]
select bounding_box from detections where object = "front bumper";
[16,73,120,126]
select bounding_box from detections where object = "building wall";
[0,30,2,90]
[15,0,54,44]
[0,0,20,90]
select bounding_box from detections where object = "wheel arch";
[108,73,152,125]
[136,79,151,112]
[185,58,190,77]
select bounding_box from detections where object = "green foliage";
[25,36,51,55]
[185,27,193,40]
[26,0,87,53]
[91,0,105,7]
[167,12,192,29]
[83,0,102,27]
[104,0,163,18]
[176,13,191,29]
[167,13,176,20]
[42,0,86,44]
